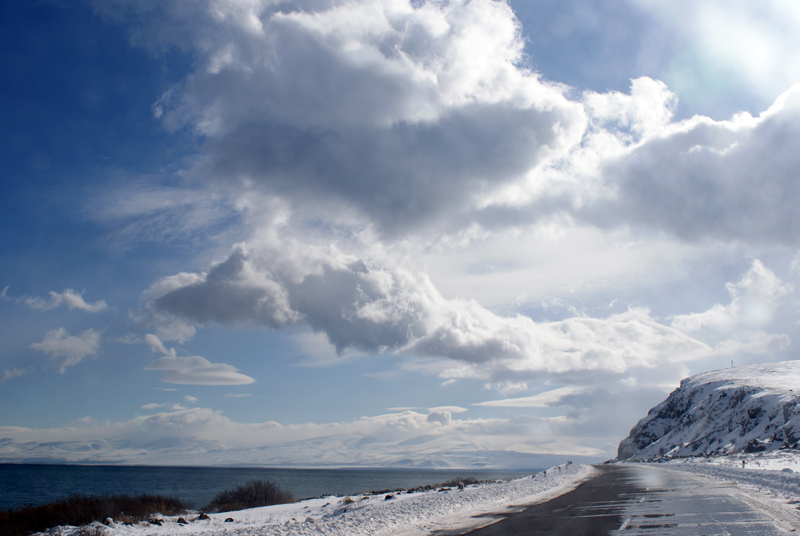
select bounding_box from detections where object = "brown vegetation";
[0,494,187,536]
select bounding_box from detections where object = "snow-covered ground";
[648,451,800,502]
[37,463,592,536]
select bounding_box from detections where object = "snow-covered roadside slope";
[39,463,592,536]
[657,453,800,502]
[618,361,800,461]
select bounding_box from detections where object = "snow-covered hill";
[618,361,800,461]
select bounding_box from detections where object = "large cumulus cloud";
[147,245,709,386]
[465,79,800,246]
[587,84,800,244]
[93,0,800,393]
[95,0,586,234]
[93,0,800,247]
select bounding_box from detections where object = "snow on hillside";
[618,361,800,461]
[35,463,592,536]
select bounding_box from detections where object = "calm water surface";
[0,464,536,511]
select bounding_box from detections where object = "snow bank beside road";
[40,463,592,536]
[655,453,800,501]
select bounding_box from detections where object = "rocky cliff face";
[618,361,800,461]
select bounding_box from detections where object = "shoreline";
[26,463,592,536]
[1,465,537,513]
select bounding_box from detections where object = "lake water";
[0,464,535,511]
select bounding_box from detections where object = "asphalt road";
[454,464,800,536]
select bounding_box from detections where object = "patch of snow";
[36,463,592,536]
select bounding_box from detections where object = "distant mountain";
[0,427,597,470]
[618,361,800,461]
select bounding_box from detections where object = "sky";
[2,0,800,469]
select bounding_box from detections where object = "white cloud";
[150,249,298,329]
[88,0,800,254]
[584,77,677,139]
[583,84,800,244]
[184,395,198,403]
[30,328,102,373]
[145,354,256,385]
[291,331,365,367]
[145,333,175,356]
[671,260,792,333]
[429,406,469,414]
[143,333,256,386]
[1,368,31,383]
[712,331,792,357]
[149,246,710,386]
[94,0,586,236]
[454,81,800,250]
[67,0,800,462]
[24,289,108,313]
[661,260,794,367]
[426,411,452,426]
[90,180,245,250]
[475,386,587,408]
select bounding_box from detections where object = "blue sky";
[2,0,800,468]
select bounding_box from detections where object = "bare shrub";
[439,477,479,488]
[204,480,295,513]
[0,494,188,536]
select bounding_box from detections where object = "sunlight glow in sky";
[1,0,800,468]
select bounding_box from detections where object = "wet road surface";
[455,464,800,535]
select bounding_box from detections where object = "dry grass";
[0,494,188,536]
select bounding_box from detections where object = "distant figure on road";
[742,460,745,469]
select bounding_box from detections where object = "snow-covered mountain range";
[618,361,800,461]
[0,424,594,470]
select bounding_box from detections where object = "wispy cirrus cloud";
[475,386,587,408]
